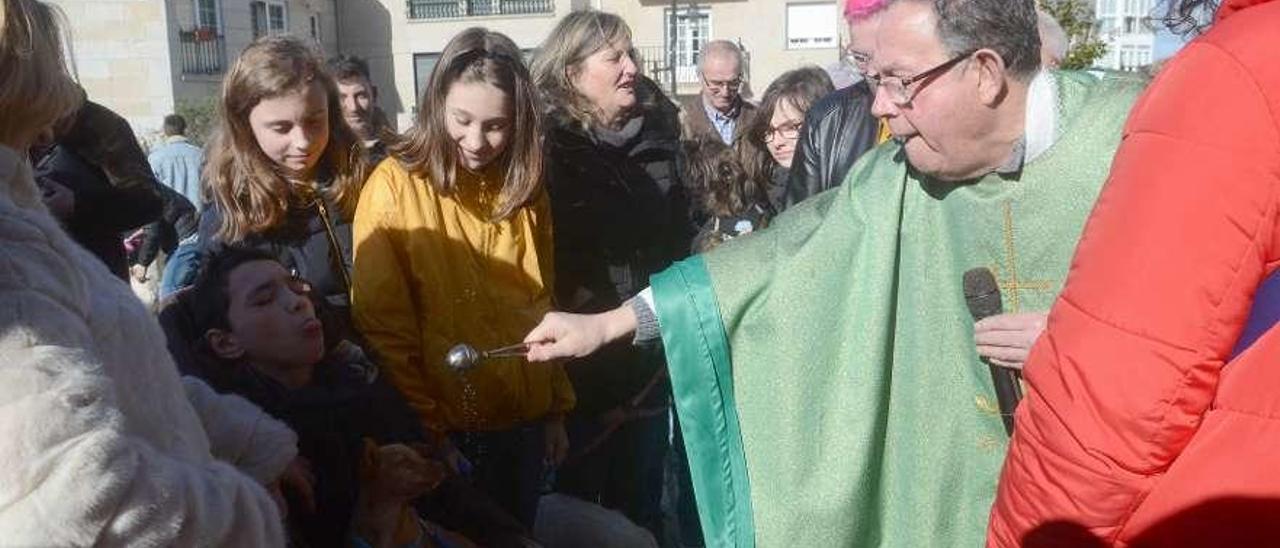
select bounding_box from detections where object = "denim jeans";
[160,236,200,299]
[557,410,671,541]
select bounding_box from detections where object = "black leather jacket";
[784,81,880,210]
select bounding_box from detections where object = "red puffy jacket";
[988,0,1280,545]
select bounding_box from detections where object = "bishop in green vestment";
[652,68,1143,547]
[523,2,1146,545]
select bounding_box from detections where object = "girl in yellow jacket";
[350,28,573,527]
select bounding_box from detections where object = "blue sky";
[1154,28,1189,60]
[1149,0,1211,61]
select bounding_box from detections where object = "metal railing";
[177,27,225,76]
[634,45,701,89]
[407,0,554,19]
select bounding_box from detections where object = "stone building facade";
[50,0,338,138]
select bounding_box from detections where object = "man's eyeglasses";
[703,77,743,92]
[848,51,872,66]
[763,121,802,144]
[842,43,871,74]
[864,50,976,107]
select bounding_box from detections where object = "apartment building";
[337,0,844,129]
[50,0,338,136]
[1093,0,1156,71]
[53,0,842,135]
[335,0,586,130]
[604,0,844,98]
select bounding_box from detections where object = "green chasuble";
[652,71,1145,547]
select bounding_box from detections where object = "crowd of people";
[1,0,1277,546]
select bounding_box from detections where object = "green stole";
[652,71,1145,547]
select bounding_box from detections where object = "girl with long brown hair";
[198,35,368,334]
[350,27,573,527]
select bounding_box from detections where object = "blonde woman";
[0,0,297,544]
[530,11,691,536]
[351,28,573,527]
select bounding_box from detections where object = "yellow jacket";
[351,159,574,435]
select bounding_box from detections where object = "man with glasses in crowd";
[522,0,1148,545]
[679,40,756,145]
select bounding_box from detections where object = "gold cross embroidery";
[988,202,1056,312]
[971,202,1055,437]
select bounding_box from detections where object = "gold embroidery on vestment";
[989,202,1056,312]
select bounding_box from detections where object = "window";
[194,0,219,31]
[413,52,441,107]
[664,6,711,83]
[309,14,320,42]
[269,3,286,32]
[251,1,287,39]
[251,2,265,37]
[414,48,535,107]
[786,3,838,50]
[1121,0,1152,17]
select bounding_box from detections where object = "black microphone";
[963,267,1022,436]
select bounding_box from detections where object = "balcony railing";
[634,45,699,89]
[407,0,554,19]
[178,27,226,76]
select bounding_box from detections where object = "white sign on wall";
[786,3,838,50]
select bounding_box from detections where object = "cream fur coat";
[0,145,295,546]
